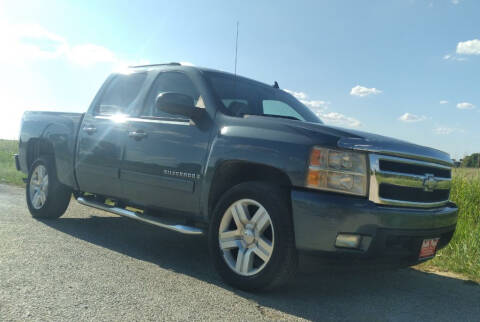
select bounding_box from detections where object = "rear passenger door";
[76,72,147,198]
[121,71,212,214]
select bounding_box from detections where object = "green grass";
[418,168,480,281]
[1,139,479,280]
[0,139,25,186]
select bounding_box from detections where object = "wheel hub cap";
[243,228,255,245]
[218,199,275,276]
[29,164,49,210]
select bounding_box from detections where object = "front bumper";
[291,189,458,262]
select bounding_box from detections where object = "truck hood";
[336,128,453,166]
[285,120,453,166]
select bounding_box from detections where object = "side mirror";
[155,92,197,119]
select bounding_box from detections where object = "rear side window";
[95,72,147,115]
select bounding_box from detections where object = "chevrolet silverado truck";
[15,63,458,291]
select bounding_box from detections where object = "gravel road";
[0,184,479,321]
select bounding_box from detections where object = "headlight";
[306,147,368,196]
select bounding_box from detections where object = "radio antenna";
[234,21,239,76]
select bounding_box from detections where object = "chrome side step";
[76,197,203,235]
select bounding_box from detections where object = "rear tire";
[26,156,71,219]
[208,182,298,291]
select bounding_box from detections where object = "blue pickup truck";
[15,63,458,291]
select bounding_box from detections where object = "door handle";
[82,125,97,135]
[128,130,148,140]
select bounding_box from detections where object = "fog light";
[335,234,362,249]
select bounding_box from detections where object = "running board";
[76,197,203,235]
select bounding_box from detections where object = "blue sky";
[0,0,478,159]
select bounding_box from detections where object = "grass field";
[0,139,479,281]
[418,168,480,281]
[0,139,25,186]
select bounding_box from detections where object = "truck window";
[142,72,203,119]
[262,100,305,121]
[205,71,322,123]
[95,72,147,116]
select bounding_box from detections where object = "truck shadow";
[41,212,480,321]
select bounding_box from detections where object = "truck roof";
[127,62,274,89]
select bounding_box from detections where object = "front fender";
[199,132,311,218]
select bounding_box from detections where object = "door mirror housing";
[155,92,197,119]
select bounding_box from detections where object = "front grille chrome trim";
[375,170,451,190]
[369,154,451,208]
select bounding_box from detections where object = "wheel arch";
[207,161,292,219]
[26,138,55,172]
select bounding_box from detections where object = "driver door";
[120,71,212,214]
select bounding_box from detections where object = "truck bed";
[18,111,84,189]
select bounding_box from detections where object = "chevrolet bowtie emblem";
[423,173,437,192]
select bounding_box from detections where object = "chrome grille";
[369,154,451,208]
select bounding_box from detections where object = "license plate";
[419,238,440,260]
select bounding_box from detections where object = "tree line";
[461,153,480,168]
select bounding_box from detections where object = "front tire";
[208,182,298,291]
[26,156,71,219]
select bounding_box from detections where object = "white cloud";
[434,127,454,135]
[283,89,328,113]
[456,39,480,55]
[0,21,118,67]
[302,100,328,109]
[439,100,448,104]
[180,61,195,66]
[321,112,362,127]
[67,44,116,66]
[398,113,426,122]
[0,21,130,139]
[451,0,460,4]
[443,54,466,61]
[284,89,361,128]
[16,23,66,43]
[283,89,308,100]
[350,85,382,97]
[433,126,465,135]
[456,102,475,110]
[0,23,67,63]
[434,127,451,135]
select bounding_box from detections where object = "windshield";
[204,71,322,123]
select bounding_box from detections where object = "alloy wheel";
[29,164,49,210]
[218,199,274,276]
